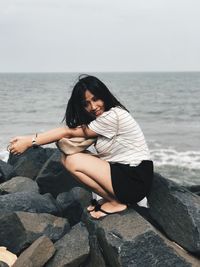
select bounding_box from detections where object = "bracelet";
[32,133,39,148]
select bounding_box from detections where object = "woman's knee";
[61,153,80,173]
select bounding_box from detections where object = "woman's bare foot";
[87,198,107,212]
[90,201,127,219]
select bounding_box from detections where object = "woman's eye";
[93,97,98,101]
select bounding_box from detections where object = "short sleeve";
[88,108,118,138]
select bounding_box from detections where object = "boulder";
[0,159,16,182]
[0,211,69,255]
[148,173,200,255]
[36,150,82,197]
[0,176,39,195]
[13,236,55,267]
[82,208,199,267]
[45,222,90,267]
[56,187,91,226]
[0,192,60,215]
[8,147,55,180]
[0,262,9,267]
[185,185,200,196]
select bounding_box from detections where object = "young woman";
[9,75,153,219]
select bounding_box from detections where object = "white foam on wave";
[151,148,200,169]
[0,151,9,162]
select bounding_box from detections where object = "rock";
[185,185,200,196]
[0,211,69,255]
[0,192,60,215]
[0,247,17,266]
[82,208,199,267]
[8,147,55,180]
[0,261,9,267]
[148,173,200,255]
[56,187,91,226]
[0,176,39,195]
[0,159,16,182]
[45,222,90,267]
[36,150,82,197]
[13,236,55,267]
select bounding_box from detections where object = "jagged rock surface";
[148,173,200,255]
[13,236,55,267]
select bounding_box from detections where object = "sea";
[0,72,200,186]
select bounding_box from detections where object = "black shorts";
[109,160,154,205]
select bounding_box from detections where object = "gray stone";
[0,176,39,194]
[0,211,69,254]
[0,159,16,182]
[13,236,55,267]
[45,222,90,267]
[56,187,91,226]
[8,147,55,180]
[0,192,60,215]
[148,173,200,255]
[186,185,200,196]
[36,150,82,197]
[82,208,199,267]
[0,261,9,267]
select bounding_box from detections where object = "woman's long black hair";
[63,75,128,128]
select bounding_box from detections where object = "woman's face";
[83,90,105,117]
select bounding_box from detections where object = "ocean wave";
[150,148,200,170]
[0,151,9,162]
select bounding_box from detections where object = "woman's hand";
[8,136,33,155]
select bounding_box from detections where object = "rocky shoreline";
[0,147,200,266]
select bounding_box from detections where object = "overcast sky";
[0,0,200,72]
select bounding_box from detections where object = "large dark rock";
[82,208,198,267]
[148,173,200,255]
[0,192,60,215]
[0,159,16,182]
[45,222,90,267]
[56,187,91,225]
[186,185,200,196]
[0,211,69,255]
[0,262,9,267]
[36,150,82,197]
[13,236,55,267]
[8,147,55,180]
[0,176,39,195]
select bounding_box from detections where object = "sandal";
[90,203,127,220]
[87,199,98,212]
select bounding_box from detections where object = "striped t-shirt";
[88,106,151,166]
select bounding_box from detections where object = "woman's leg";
[61,153,127,218]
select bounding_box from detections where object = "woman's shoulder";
[99,106,127,119]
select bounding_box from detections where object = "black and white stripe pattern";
[88,107,151,166]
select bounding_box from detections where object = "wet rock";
[56,187,91,226]
[45,222,90,267]
[0,262,9,267]
[13,236,55,267]
[36,150,82,197]
[0,176,39,195]
[8,147,55,180]
[0,211,69,255]
[82,208,198,267]
[0,159,16,182]
[0,192,60,215]
[148,173,200,255]
[185,185,200,196]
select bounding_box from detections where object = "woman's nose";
[91,101,97,110]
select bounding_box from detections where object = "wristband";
[32,133,39,148]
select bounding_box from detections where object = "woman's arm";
[9,126,97,155]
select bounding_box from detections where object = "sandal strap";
[90,199,98,206]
